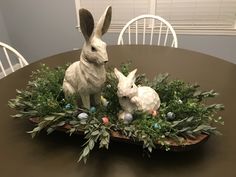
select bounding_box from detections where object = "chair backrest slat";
[164,27,169,46]
[135,21,138,45]
[3,47,14,72]
[143,18,146,45]
[150,18,155,45]
[118,14,178,48]
[158,22,163,46]
[0,59,7,76]
[171,40,175,47]
[0,42,28,78]
[19,57,23,67]
[128,26,131,44]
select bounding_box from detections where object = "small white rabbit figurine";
[114,68,161,120]
[63,6,112,109]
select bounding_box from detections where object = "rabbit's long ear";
[114,68,125,81]
[95,6,112,37]
[79,8,94,41]
[127,69,137,83]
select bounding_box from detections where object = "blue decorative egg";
[166,112,175,120]
[65,103,71,109]
[90,107,96,113]
[153,123,161,129]
[124,113,133,124]
[78,112,88,120]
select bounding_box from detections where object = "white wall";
[0,9,10,44]
[104,33,236,64]
[0,0,81,63]
[0,0,236,64]
[0,8,12,67]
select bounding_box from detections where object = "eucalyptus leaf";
[78,154,85,163]
[69,120,79,125]
[91,130,100,136]
[171,118,187,127]
[12,114,23,118]
[89,139,95,150]
[185,131,196,139]
[102,131,109,137]
[83,146,90,157]
[186,116,194,122]
[16,89,22,94]
[80,120,87,125]
[57,121,66,126]
[44,116,55,121]
[178,127,191,133]
[193,125,216,133]
[148,146,152,153]
[69,128,76,136]
[53,113,66,116]
[47,127,55,134]
[193,90,202,97]
[27,126,41,134]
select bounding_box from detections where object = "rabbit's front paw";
[131,96,141,108]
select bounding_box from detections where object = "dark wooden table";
[0,45,235,177]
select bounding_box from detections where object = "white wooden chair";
[117,14,178,48]
[0,42,28,78]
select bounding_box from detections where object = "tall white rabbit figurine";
[63,6,112,109]
[114,68,161,120]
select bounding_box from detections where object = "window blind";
[75,0,236,34]
[155,0,236,29]
[75,0,150,32]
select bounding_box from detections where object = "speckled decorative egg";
[78,112,88,120]
[153,123,161,129]
[166,112,175,120]
[123,113,133,124]
[90,107,96,113]
[151,110,157,116]
[102,116,109,125]
[65,103,71,109]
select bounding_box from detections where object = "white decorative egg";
[124,113,133,124]
[78,112,89,120]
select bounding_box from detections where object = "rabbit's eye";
[131,85,134,88]
[91,46,97,52]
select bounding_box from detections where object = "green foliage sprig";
[8,62,224,163]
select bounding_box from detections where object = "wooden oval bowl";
[29,117,209,152]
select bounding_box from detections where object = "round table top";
[0,45,236,177]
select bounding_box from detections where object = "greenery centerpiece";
[8,63,224,163]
